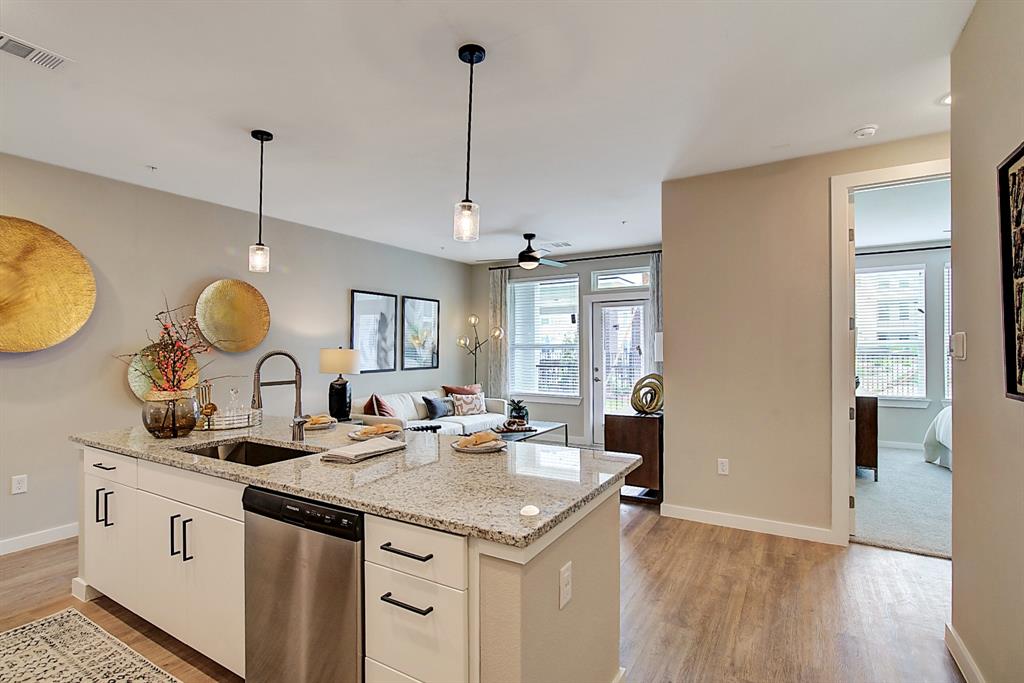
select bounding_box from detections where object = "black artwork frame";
[350,289,398,374]
[401,296,441,371]
[997,139,1024,401]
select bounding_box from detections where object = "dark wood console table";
[856,396,878,481]
[605,413,663,503]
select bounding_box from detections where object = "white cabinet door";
[180,504,245,676]
[135,489,245,677]
[82,474,137,607]
[135,490,190,641]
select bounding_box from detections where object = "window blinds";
[855,266,927,398]
[508,277,580,397]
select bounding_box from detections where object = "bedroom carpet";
[852,447,951,558]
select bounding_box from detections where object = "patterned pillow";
[363,394,397,417]
[452,392,487,416]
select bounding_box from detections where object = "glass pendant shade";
[456,335,471,348]
[248,243,270,273]
[490,326,505,340]
[454,201,480,242]
[468,314,480,327]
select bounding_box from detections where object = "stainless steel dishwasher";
[242,487,363,683]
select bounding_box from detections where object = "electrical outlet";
[11,475,28,495]
[559,561,572,609]
[717,458,729,475]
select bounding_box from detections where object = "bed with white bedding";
[923,405,952,469]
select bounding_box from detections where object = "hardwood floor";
[1,507,962,683]
[619,503,963,683]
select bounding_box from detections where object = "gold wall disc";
[0,216,97,353]
[128,343,200,400]
[195,278,270,353]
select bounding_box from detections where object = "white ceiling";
[0,1,972,263]
[854,177,951,247]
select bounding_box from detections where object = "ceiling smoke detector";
[0,33,70,70]
[853,124,879,140]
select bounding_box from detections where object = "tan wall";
[949,2,1024,680]
[0,153,474,544]
[479,494,620,683]
[661,133,949,529]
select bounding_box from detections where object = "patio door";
[592,300,648,445]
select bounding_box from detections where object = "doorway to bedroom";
[848,173,952,558]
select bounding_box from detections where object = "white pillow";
[452,392,487,416]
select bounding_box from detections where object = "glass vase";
[143,389,200,438]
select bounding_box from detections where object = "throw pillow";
[363,394,397,417]
[443,383,483,396]
[452,392,487,416]
[422,396,452,420]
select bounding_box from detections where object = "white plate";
[305,419,337,431]
[452,441,507,453]
[349,429,404,441]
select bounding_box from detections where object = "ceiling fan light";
[454,201,480,242]
[248,243,270,273]
[519,259,539,270]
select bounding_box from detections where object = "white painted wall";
[855,246,951,445]
[0,153,474,549]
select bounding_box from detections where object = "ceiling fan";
[517,233,566,270]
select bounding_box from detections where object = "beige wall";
[949,2,1024,680]
[661,133,949,529]
[479,493,621,683]
[0,153,474,544]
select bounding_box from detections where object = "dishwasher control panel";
[243,487,363,541]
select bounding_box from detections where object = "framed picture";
[350,290,397,373]
[998,139,1024,401]
[402,296,440,370]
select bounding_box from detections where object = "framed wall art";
[350,290,397,373]
[402,296,440,370]
[998,139,1024,401]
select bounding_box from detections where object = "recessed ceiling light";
[853,124,878,139]
[940,93,952,106]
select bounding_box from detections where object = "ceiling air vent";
[0,33,69,70]
[542,241,573,250]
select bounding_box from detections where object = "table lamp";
[320,347,360,421]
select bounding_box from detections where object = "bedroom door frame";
[829,158,951,544]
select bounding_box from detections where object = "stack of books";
[320,437,406,464]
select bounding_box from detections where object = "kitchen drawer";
[365,515,467,590]
[138,460,245,521]
[83,448,138,487]
[365,563,468,683]
[365,657,421,683]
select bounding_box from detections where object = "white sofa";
[351,389,508,436]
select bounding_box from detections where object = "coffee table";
[497,420,569,447]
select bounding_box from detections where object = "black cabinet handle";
[102,490,114,527]
[91,463,116,471]
[94,488,105,523]
[380,542,434,563]
[182,518,194,561]
[380,592,434,616]
[170,514,181,556]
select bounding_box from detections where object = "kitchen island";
[70,417,641,683]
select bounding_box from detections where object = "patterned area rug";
[0,608,179,682]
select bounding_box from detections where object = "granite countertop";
[70,416,641,548]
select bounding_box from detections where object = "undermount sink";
[179,439,317,467]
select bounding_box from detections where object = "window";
[592,267,650,290]
[509,277,580,397]
[855,266,927,398]
[944,262,952,400]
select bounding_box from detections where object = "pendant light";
[454,43,485,242]
[248,129,273,272]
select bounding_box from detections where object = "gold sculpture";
[195,278,270,352]
[630,373,664,414]
[0,216,96,353]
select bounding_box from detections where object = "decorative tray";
[197,409,263,431]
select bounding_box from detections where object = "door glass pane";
[601,304,646,415]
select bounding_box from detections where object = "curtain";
[488,268,510,399]
[646,252,664,375]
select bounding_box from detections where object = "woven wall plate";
[0,216,96,353]
[195,278,270,352]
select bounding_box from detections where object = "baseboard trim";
[610,666,626,683]
[71,577,102,602]
[945,624,986,683]
[878,440,925,451]
[660,504,842,545]
[0,522,78,556]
